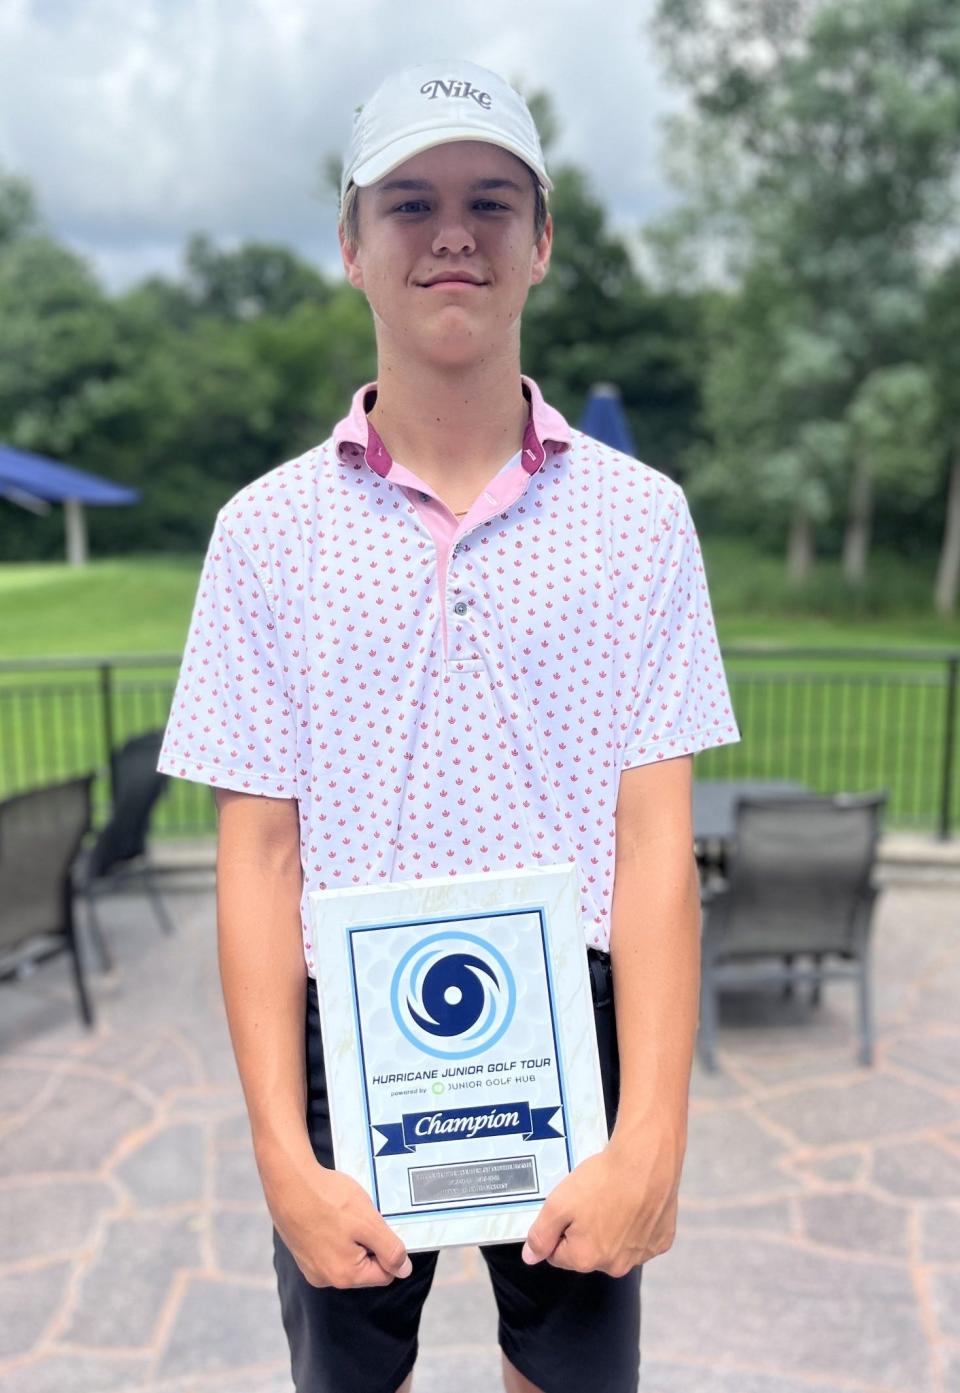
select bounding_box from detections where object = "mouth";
[418,273,488,289]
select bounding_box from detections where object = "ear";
[529,212,553,287]
[339,224,365,291]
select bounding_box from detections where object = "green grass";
[0,556,206,832]
[2,544,959,660]
[1,546,958,836]
[703,539,960,649]
[0,556,202,661]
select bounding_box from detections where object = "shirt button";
[454,601,468,616]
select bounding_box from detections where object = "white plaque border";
[309,864,608,1251]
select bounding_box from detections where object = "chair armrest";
[69,845,93,888]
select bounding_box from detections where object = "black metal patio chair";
[0,774,97,1026]
[74,729,174,972]
[698,791,887,1072]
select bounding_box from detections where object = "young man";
[159,59,741,1393]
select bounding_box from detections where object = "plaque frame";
[308,863,608,1251]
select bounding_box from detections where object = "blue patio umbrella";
[0,444,140,565]
[579,382,636,455]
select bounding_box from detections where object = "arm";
[609,752,700,1156]
[522,755,699,1275]
[214,787,412,1288]
[215,788,311,1172]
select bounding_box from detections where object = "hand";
[261,1155,413,1289]
[521,1127,682,1278]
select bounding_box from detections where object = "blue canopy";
[579,383,636,456]
[0,444,139,506]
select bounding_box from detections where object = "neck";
[366,337,529,479]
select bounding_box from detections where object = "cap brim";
[350,128,553,193]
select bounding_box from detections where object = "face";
[339,140,552,369]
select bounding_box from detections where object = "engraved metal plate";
[409,1156,539,1206]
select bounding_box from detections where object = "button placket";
[446,540,484,668]
[444,487,514,665]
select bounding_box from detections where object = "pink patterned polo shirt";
[158,374,741,970]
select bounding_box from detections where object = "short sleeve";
[619,484,741,769]
[157,512,299,798]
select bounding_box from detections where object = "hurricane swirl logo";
[390,931,516,1060]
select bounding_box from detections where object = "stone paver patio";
[1,854,958,1393]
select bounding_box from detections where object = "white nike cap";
[340,60,552,204]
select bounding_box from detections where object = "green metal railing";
[1,648,958,838]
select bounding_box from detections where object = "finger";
[545,1235,594,1274]
[351,1251,401,1288]
[545,1243,576,1271]
[522,1198,571,1265]
[358,1218,413,1279]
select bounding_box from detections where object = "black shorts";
[273,949,641,1393]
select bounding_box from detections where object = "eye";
[391,199,510,215]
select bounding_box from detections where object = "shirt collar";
[332,374,572,478]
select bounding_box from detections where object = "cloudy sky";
[0,0,688,291]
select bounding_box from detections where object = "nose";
[432,218,476,257]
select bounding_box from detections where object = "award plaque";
[308,863,608,1251]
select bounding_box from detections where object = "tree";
[518,92,711,479]
[649,0,960,586]
[0,178,376,558]
[925,260,960,615]
[88,284,374,554]
[0,167,40,246]
[183,234,333,319]
[0,235,122,457]
[689,264,844,583]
